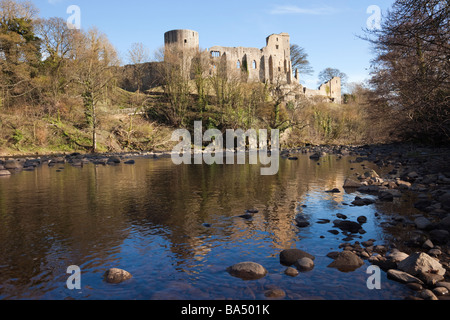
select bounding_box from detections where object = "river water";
[0,154,414,300]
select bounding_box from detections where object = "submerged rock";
[352,197,375,206]
[333,220,363,234]
[327,251,364,272]
[264,288,286,299]
[295,215,310,228]
[294,257,315,272]
[285,267,299,277]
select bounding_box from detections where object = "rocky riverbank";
[0,151,169,174]
[279,143,450,300]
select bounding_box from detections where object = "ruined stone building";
[119,29,342,104]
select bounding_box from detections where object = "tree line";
[363,0,449,144]
[0,0,447,155]
[0,0,119,152]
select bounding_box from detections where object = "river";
[0,154,414,300]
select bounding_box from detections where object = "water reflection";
[0,155,412,300]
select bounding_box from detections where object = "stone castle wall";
[118,29,342,104]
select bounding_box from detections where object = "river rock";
[104,268,133,284]
[429,229,450,244]
[378,191,394,202]
[364,169,380,179]
[433,287,449,297]
[295,215,310,228]
[333,220,363,233]
[309,153,322,160]
[280,249,315,266]
[285,267,299,277]
[387,269,424,284]
[414,199,433,212]
[4,160,22,170]
[414,216,432,230]
[436,282,450,291]
[357,216,368,224]
[439,193,450,210]
[419,289,439,300]
[352,197,375,206]
[336,213,348,220]
[397,252,446,277]
[358,185,381,194]
[397,180,411,189]
[0,170,11,176]
[387,250,409,263]
[107,156,121,164]
[294,257,315,272]
[327,251,364,272]
[343,178,362,188]
[227,262,268,280]
[51,156,66,164]
[428,248,441,257]
[264,288,286,299]
[420,273,445,286]
[422,239,434,250]
[436,215,450,231]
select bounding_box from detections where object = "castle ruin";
[119,29,342,104]
[164,29,342,104]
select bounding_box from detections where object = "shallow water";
[0,154,414,300]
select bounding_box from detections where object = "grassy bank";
[0,89,175,157]
[0,92,378,157]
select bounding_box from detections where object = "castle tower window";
[211,51,220,58]
[276,45,279,50]
[184,39,187,44]
[252,60,257,69]
[237,60,241,69]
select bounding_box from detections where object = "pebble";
[265,288,286,299]
[285,267,299,277]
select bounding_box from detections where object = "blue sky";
[35,0,395,90]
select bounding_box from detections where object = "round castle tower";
[164,29,199,51]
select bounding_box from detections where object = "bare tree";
[127,42,150,92]
[34,17,77,113]
[363,0,449,143]
[70,27,120,152]
[290,44,313,77]
[156,46,192,127]
[318,68,348,86]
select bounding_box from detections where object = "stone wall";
[117,29,342,104]
[207,32,294,85]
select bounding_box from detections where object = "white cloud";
[270,5,336,15]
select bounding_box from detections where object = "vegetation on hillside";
[0,0,448,156]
